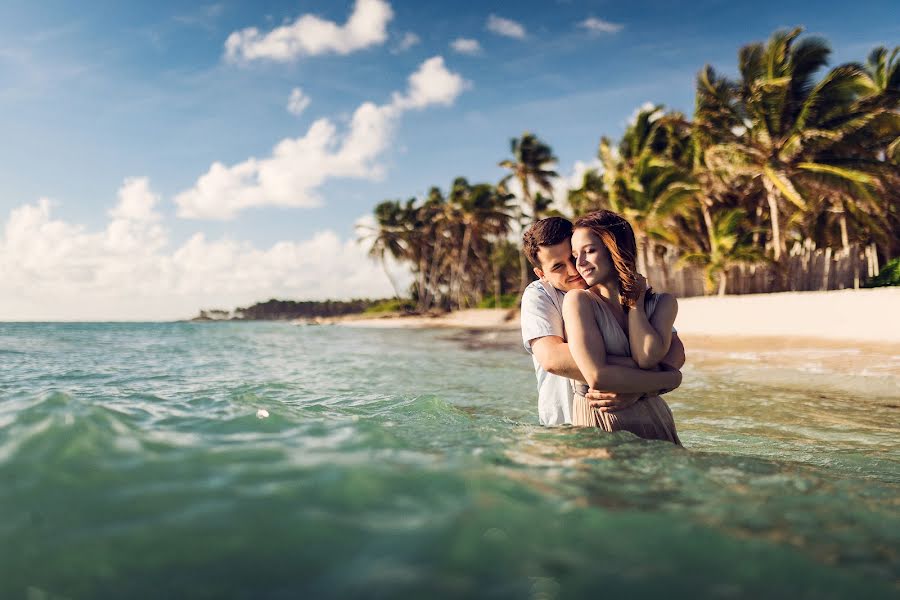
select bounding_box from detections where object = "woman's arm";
[628,281,678,369]
[563,290,681,393]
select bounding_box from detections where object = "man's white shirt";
[520,279,572,426]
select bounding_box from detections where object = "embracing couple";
[521,210,685,445]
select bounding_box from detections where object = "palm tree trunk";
[700,200,715,253]
[493,258,501,308]
[717,271,727,296]
[416,256,429,312]
[762,178,784,262]
[456,224,473,309]
[516,175,538,300]
[381,258,401,301]
[425,232,445,311]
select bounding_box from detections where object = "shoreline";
[333,288,900,350]
[321,308,520,331]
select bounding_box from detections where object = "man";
[520,216,685,425]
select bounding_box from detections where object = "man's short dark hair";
[523,217,573,268]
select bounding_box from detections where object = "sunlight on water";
[0,322,897,598]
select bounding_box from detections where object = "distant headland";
[190,298,409,322]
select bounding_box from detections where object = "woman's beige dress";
[570,291,681,445]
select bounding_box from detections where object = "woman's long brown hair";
[573,210,647,309]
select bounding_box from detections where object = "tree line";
[193,298,393,321]
[363,28,899,308]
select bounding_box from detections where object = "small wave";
[0,391,148,466]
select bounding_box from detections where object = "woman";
[562,210,682,444]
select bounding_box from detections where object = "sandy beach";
[339,288,898,339]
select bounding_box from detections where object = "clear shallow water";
[1,322,897,599]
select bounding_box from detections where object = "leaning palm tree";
[695,28,887,262]
[359,200,407,300]
[678,208,765,295]
[498,132,559,295]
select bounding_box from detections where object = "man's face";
[535,239,588,293]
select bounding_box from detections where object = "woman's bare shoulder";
[654,291,677,306]
[647,291,678,321]
[562,288,593,305]
[657,292,677,310]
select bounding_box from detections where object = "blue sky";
[1,0,896,319]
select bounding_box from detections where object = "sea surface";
[1,322,898,599]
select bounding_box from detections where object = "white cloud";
[0,189,406,320]
[175,56,467,220]
[392,31,420,53]
[450,38,481,55]
[287,87,311,115]
[486,14,526,39]
[109,177,162,222]
[390,56,468,110]
[578,17,624,34]
[224,0,393,63]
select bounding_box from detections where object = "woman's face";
[571,227,614,287]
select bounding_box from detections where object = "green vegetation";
[477,293,520,309]
[864,258,900,287]
[364,298,417,313]
[363,29,898,308]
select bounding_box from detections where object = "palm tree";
[695,28,885,262]
[568,167,608,216]
[597,106,697,275]
[360,200,406,299]
[498,132,559,294]
[678,208,765,295]
[859,46,900,105]
[446,178,515,308]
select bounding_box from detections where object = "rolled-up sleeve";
[521,285,565,354]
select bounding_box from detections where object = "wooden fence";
[645,242,881,298]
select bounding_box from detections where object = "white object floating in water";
[256,409,269,419]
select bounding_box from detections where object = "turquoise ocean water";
[1,322,898,599]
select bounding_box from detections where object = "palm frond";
[764,165,807,209]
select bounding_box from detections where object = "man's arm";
[530,336,584,381]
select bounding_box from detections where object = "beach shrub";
[864,258,900,288]
[478,293,519,309]
[364,298,417,313]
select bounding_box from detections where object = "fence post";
[822,247,832,290]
